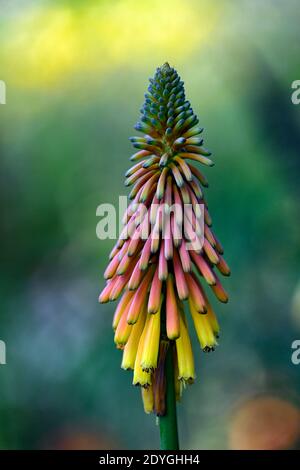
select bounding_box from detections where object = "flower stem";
[159,343,179,450]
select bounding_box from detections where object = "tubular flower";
[99,63,230,416]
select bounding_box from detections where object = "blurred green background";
[1,0,300,450]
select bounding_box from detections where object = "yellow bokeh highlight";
[0,0,220,89]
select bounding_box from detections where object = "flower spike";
[99,63,230,415]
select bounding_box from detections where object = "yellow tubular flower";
[189,298,217,352]
[141,384,154,415]
[112,289,135,330]
[114,300,133,346]
[206,301,220,338]
[140,302,161,372]
[173,348,183,402]
[133,315,152,387]
[121,303,147,370]
[175,308,195,383]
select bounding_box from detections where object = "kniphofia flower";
[99,63,230,416]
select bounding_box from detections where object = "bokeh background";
[1,0,300,450]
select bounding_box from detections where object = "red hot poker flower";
[99,63,230,416]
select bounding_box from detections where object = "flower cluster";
[99,63,230,415]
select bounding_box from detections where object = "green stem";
[159,343,179,450]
